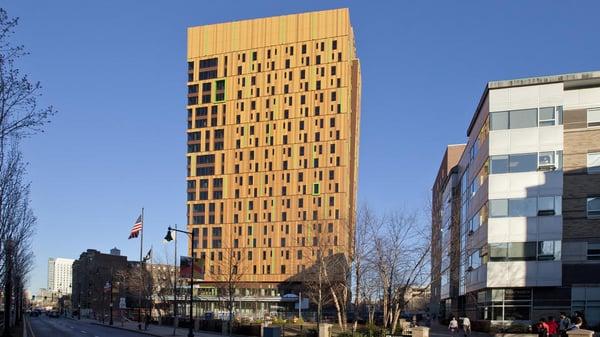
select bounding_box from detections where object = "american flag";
[128,215,143,239]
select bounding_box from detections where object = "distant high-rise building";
[47,257,74,294]
[186,8,361,312]
[431,71,600,327]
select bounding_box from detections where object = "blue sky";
[3,0,599,293]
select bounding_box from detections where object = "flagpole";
[139,207,144,330]
[149,244,154,320]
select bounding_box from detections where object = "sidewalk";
[428,322,492,337]
[71,317,228,337]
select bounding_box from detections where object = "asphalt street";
[29,316,152,337]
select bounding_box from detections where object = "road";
[29,316,151,337]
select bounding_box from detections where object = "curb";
[90,322,166,337]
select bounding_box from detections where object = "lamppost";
[164,224,180,336]
[109,270,114,326]
[77,282,81,320]
[164,226,195,337]
[58,290,62,315]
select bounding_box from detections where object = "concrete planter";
[493,334,537,337]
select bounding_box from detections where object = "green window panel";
[312,183,320,195]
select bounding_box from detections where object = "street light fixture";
[164,226,195,337]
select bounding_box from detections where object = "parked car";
[48,311,60,318]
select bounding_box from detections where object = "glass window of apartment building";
[588,152,600,174]
[490,199,508,217]
[490,151,562,174]
[510,153,538,172]
[477,288,532,321]
[538,241,561,261]
[509,198,537,217]
[490,106,563,130]
[588,243,600,260]
[489,240,560,261]
[490,155,509,174]
[490,111,509,130]
[587,197,600,218]
[538,151,555,167]
[538,107,556,126]
[572,287,600,327]
[510,109,538,129]
[490,196,561,217]
[538,196,559,215]
[588,108,600,127]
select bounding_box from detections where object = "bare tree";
[0,143,36,332]
[114,263,152,320]
[151,250,178,319]
[0,9,55,140]
[364,207,431,334]
[0,7,55,332]
[301,245,332,330]
[352,204,379,331]
[211,242,247,336]
[299,221,351,332]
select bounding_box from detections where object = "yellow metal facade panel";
[188,8,351,58]
[186,8,360,285]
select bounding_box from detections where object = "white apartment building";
[47,257,74,294]
[433,71,600,329]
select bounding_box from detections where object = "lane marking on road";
[81,330,88,334]
[26,317,36,337]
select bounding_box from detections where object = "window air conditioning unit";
[468,230,474,236]
[538,164,556,171]
[466,266,473,272]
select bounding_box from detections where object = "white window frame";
[587,152,600,174]
[538,107,556,126]
[587,197,600,219]
[587,243,600,260]
[588,108,600,127]
[538,151,556,170]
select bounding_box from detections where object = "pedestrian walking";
[449,317,459,336]
[462,316,471,337]
[547,316,558,337]
[567,317,583,331]
[537,318,549,337]
[573,311,586,329]
[559,312,571,337]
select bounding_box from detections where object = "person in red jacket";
[538,318,550,337]
[547,316,559,337]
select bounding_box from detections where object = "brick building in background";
[72,249,128,316]
[186,8,361,316]
[431,71,600,328]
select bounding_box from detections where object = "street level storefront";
[445,287,600,329]
[152,284,299,320]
